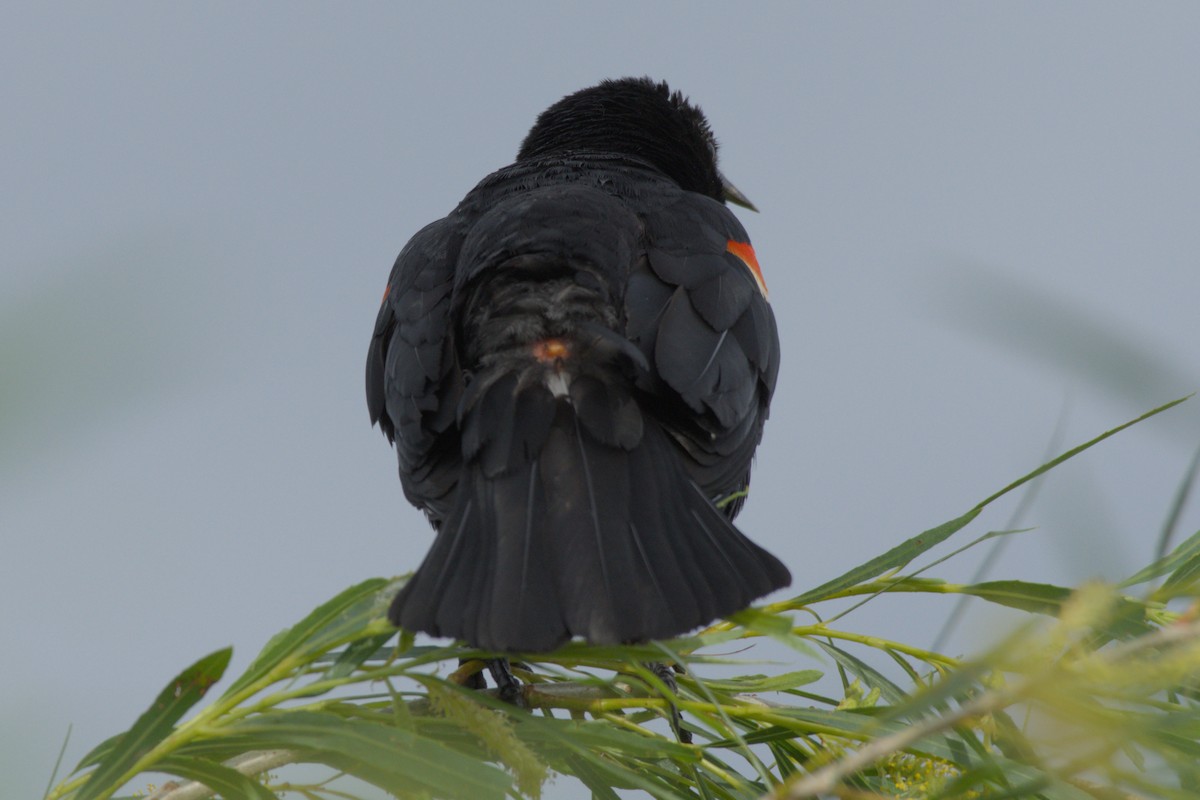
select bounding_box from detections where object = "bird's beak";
[720,171,758,212]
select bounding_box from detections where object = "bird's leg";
[486,657,527,708]
[646,661,692,744]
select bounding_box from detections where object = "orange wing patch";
[726,240,768,298]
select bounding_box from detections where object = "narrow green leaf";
[519,718,696,761]
[962,580,1152,637]
[564,754,624,800]
[155,755,278,799]
[1155,444,1200,569]
[1123,528,1200,588]
[167,735,277,763]
[557,740,694,800]
[221,578,388,700]
[1163,538,1200,593]
[726,607,818,656]
[74,647,232,800]
[72,733,122,772]
[720,724,813,748]
[972,395,1191,510]
[324,631,396,680]
[702,670,823,693]
[961,580,1073,614]
[726,607,791,636]
[822,529,1035,626]
[793,509,981,606]
[303,579,395,651]
[42,724,73,800]
[767,737,808,779]
[793,399,1189,611]
[226,710,511,799]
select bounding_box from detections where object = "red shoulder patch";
[726,240,768,298]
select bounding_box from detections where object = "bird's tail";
[389,371,790,652]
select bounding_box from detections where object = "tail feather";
[390,394,789,653]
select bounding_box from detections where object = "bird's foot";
[486,658,528,708]
[646,661,692,744]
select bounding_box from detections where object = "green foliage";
[45,399,1200,800]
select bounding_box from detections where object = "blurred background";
[3,3,1198,797]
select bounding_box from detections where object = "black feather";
[655,288,756,428]
[391,404,788,651]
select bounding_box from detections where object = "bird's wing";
[366,217,465,523]
[626,192,780,511]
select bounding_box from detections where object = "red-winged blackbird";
[367,77,790,653]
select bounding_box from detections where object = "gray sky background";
[4,3,1199,797]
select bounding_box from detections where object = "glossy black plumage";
[366,77,789,652]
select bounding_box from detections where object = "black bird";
[366,77,789,654]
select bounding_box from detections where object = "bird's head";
[517,77,756,211]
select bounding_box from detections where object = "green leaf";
[962,580,1152,637]
[72,733,122,772]
[972,395,1192,510]
[1163,536,1200,593]
[702,671,823,693]
[73,647,232,800]
[324,631,396,680]
[555,739,694,800]
[520,717,696,762]
[221,578,388,700]
[1123,528,1200,588]
[726,607,791,636]
[793,508,981,606]
[961,580,1074,615]
[226,709,511,799]
[792,398,1190,610]
[155,755,278,799]
[564,753,626,800]
[726,607,818,656]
